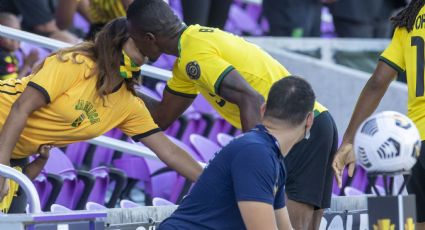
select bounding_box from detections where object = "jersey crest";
[186,61,201,80]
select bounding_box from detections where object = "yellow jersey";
[0,53,159,159]
[167,25,327,128]
[380,5,425,140]
[0,167,21,213]
[88,0,126,24]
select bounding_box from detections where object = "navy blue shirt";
[159,125,286,230]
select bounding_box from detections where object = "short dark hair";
[127,0,183,37]
[265,76,315,126]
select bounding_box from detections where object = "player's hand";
[332,143,356,188]
[0,177,9,203]
[38,145,53,160]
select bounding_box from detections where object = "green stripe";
[379,56,405,73]
[214,66,235,95]
[313,109,321,118]
[177,27,187,58]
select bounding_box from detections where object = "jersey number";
[412,36,425,97]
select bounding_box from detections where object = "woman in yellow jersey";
[332,1,425,228]
[0,17,202,211]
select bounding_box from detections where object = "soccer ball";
[354,111,421,173]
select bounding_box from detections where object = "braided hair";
[391,0,425,32]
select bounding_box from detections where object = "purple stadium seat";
[226,4,262,36]
[50,203,72,212]
[115,136,198,204]
[45,148,118,210]
[136,85,161,101]
[189,134,221,162]
[85,167,109,205]
[120,199,141,208]
[32,172,63,210]
[216,133,234,147]
[152,197,175,206]
[44,148,81,209]
[65,142,90,168]
[85,201,107,211]
[343,186,364,196]
[89,129,123,168]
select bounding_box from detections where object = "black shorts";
[406,141,425,222]
[284,111,338,209]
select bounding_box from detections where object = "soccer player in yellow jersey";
[127,0,338,228]
[0,18,202,212]
[332,1,425,228]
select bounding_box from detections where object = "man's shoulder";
[228,132,277,159]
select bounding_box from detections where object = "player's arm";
[238,201,278,230]
[24,145,52,180]
[137,132,203,182]
[0,87,47,200]
[136,89,194,130]
[55,0,79,30]
[332,61,397,187]
[275,207,293,230]
[218,70,264,132]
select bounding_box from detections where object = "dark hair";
[33,17,136,101]
[264,76,315,126]
[127,0,182,37]
[391,0,425,32]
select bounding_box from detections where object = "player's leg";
[310,209,324,230]
[284,111,337,230]
[180,0,210,26]
[286,199,314,230]
[406,141,425,230]
[207,0,232,29]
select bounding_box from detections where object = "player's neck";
[263,120,303,157]
[161,27,186,57]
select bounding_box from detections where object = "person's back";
[159,76,316,230]
[160,130,284,229]
[170,24,327,128]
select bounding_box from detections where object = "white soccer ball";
[354,111,421,173]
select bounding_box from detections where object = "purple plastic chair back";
[65,142,90,167]
[90,129,124,168]
[155,82,166,98]
[85,201,107,211]
[44,148,78,209]
[87,167,109,205]
[50,203,72,212]
[343,186,364,196]
[216,133,234,147]
[136,85,161,101]
[120,199,141,208]
[33,172,52,209]
[189,134,221,163]
[226,4,262,35]
[152,197,175,206]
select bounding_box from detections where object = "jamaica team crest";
[186,61,201,80]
